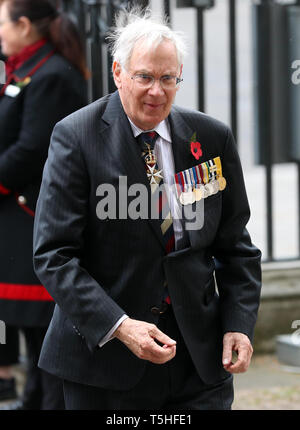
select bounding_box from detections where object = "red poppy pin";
[190,133,202,160]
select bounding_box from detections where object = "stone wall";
[253,262,300,353]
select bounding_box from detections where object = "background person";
[0,0,88,409]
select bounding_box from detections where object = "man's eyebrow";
[134,70,151,74]
[134,70,178,76]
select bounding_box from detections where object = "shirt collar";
[127,117,172,143]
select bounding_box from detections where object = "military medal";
[179,184,194,205]
[191,166,202,201]
[204,182,214,196]
[208,160,220,194]
[211,181,219,194]
[179,172,189,205]
[213,156,227,191]
[201,163,213,197]
[176,170,194,205]
[196,164,208,198]
[147,163,163,185]
[187,191,195,204]
[205,161,218,195]
[179,189,189,205]
[183,170,195,204]
[175,154,226,206]
[218,176,226,191]
[176,171,189,205]
[212,181,219,194]
[194,186,204,201]
[191,166,203,201]
[180,188,193,205]
[144,144,163,185]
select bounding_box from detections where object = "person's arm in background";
[0,71,86,196]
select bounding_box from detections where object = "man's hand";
[114,318,177,364]
[222,332,253,373]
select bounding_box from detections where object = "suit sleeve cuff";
[98,314,129,348]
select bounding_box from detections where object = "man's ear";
[113,61,122,89]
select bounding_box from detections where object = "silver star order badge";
[147,164,163,184]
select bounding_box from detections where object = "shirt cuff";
[98,314,129,348]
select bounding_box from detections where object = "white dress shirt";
[98,117,185,347]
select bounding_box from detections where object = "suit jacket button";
[18,195,27,205]
[150,306,160,315]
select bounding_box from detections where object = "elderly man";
[33,8,261,410]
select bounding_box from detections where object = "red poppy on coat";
[190,141,202,160]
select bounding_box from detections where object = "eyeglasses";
[130,73,183,90]
[0,20,12,27]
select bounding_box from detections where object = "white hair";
[107,6,188,70]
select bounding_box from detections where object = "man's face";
[113,39,182,131]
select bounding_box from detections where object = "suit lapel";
[101,92,149,189]
[168,107,204,241]
[101,92,166,250]
[168,107,194,174]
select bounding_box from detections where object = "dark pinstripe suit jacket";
[33,90,261,390]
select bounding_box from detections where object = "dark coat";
[0,42,87,327]
[33,91,262,389]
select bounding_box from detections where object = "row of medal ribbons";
[174,156,227,205]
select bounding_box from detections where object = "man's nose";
[148,79,165,96]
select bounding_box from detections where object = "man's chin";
[139,113,167,130]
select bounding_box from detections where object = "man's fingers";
[222,337,233,367]
[142,326,176,363]
[151,326,177,348]
[224,347,249,373]
[145,340,176,364]
[115,318,177,364]
[222,332,253,374]
[225,358,250,373]
[138,334,176,364]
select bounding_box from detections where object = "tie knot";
[138,131,158,151]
